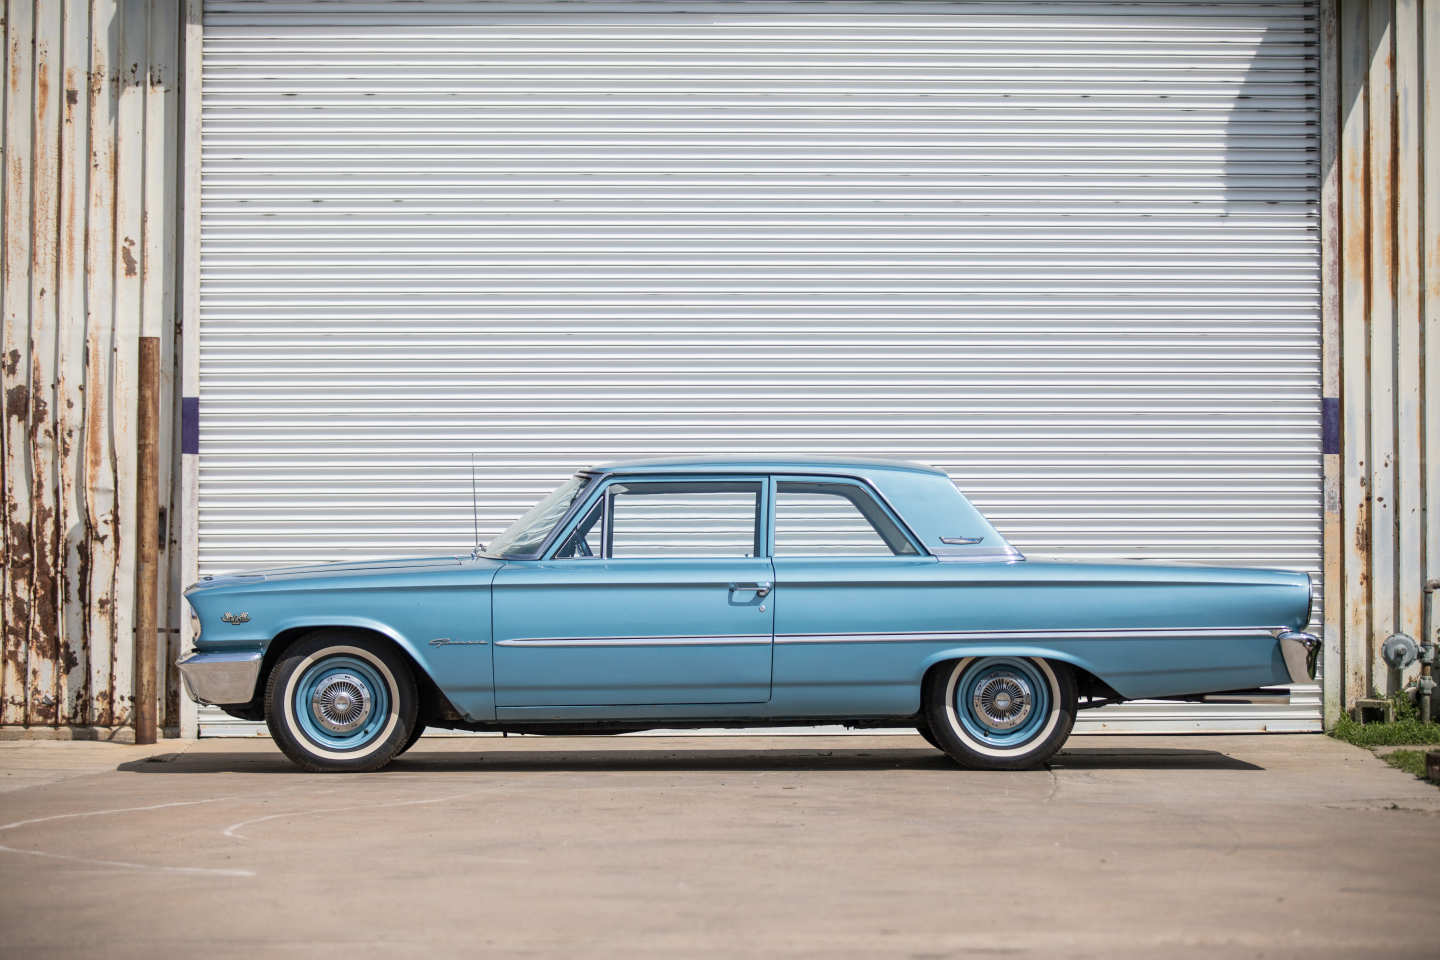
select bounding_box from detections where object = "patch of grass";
[1330,693,1440,746]
[1381,749,1432,780]
[1330,713,1440,747]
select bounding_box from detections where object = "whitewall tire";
[265,631,418,773]
[923,656,1076,770]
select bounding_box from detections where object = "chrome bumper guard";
[1276,630,1321,684]
[176,650,263,706]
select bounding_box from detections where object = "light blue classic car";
[179,458,1319,772]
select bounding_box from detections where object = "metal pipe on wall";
[1421,580,1439,725]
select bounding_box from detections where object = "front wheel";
[265,632,418,773]
[923,657,1076,770]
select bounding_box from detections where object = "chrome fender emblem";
[221,611,250,624]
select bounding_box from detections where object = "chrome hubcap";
[972,672,1033,730]
[311,673,373,734]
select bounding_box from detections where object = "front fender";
[180,616,434,709]
[186,562,498,721]
[270,614,426,671]
[263,616,494,721]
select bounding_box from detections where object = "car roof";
[583,456,949,478]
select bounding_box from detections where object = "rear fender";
[917,645,1106,690]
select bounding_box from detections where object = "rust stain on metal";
[1353,491,1370,555]
[34,49,48,115]
[28,503,59,726]
[29,398,48,441]
[5,384,27,419]
[4,514,33,718]
[28,347,60,722]
[120,237,136,277]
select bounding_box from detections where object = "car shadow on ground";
[116,746,1262,775]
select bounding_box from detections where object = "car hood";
[186,555,497,595]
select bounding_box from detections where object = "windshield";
[485,474,591,557]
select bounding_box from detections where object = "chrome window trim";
[529,469,931,562]
[538,472,770,561]
[493,471,602,561]
[770,474,926,558]
[935,545,1026,563]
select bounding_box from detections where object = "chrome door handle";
[731,582,771,598]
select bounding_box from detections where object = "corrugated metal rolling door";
[198,0,1322,735]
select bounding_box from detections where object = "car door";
[491,476,775,707]
[767,476,939,714]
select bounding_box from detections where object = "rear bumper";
[176,650,263,706]
[1276,630,1321,684]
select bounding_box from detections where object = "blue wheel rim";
[292,654,392,752]
[954,657,1052,748]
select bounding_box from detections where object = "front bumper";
[1276,630,1321,684]
[176,650,263,706]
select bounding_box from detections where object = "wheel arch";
[917,646,1121,704]
[250,621,457,726]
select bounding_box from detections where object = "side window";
[774,481,919,556]
[606,481,762,558]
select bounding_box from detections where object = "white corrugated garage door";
[198,0,1322,735]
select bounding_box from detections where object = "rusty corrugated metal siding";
[0,0,183,730]
[1328,0,1439,712]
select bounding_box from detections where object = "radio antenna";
[469,453,482,559]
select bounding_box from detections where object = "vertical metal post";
[1339,0,1373,707]
[135,337,161,745]
[1318,0,1343,728]
[178,0,205,739]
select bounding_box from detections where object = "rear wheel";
[923,656,1076,770]
[265,632,418,773]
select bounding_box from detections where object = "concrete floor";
[0,733,1437,959]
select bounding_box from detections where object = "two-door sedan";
[179,457,1320,772]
